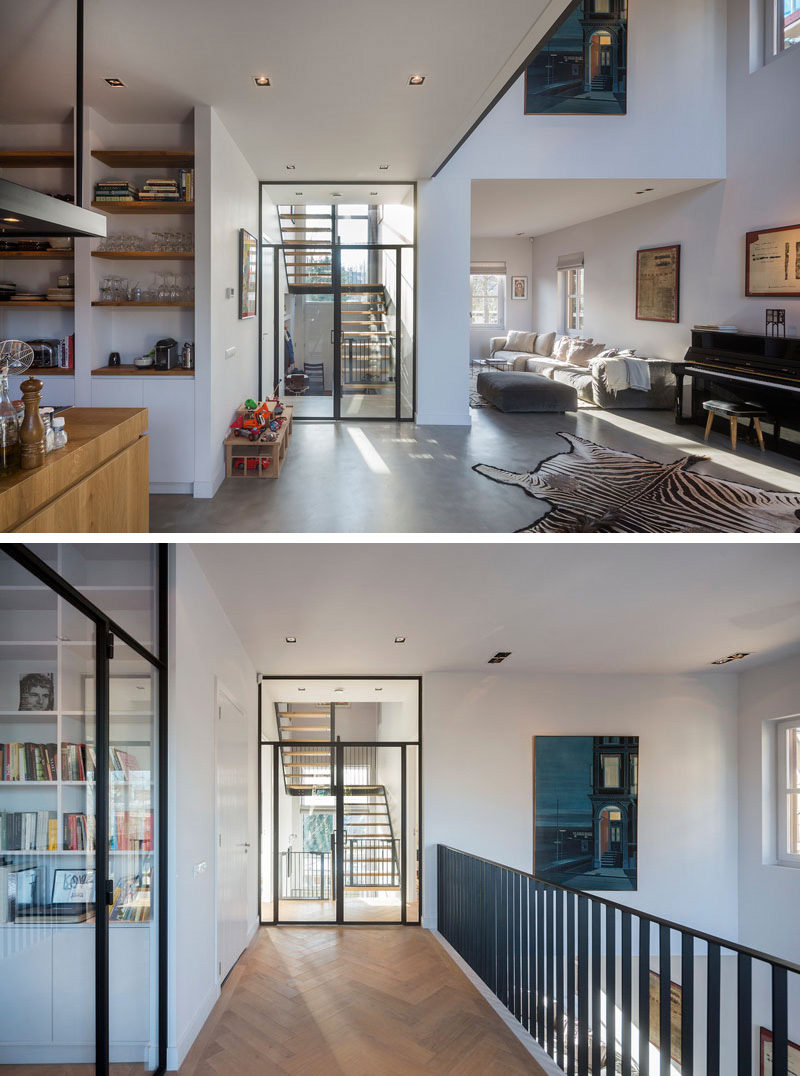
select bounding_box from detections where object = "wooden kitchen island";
[0,408,149,532]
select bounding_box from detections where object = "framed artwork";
[19,672,54,711]
[760,1028,800,1076]
[525,1,628,116]
[511,276,528,300]
[746,224,800,297]
[52,868,96,904]
[636,245,680,323]
[533,735,638,892]
[239,228,258,319]
[649,971,682,1065]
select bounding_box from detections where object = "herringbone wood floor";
[178,926,544,1075]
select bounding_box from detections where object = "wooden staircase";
[278,208,333,286]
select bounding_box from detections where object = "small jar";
[40,407,55,453]
[52,416,68,450]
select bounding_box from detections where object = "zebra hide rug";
[474,432,800,533]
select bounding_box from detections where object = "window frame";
[776,715,800,867]
[765,0,800,63]
[559,265,584,334]
[469,272,506,329]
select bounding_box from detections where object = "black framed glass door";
[0,545,166,1076]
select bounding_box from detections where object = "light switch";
[193,861,207,877]
[225,346,237,361]
[225,287,235,299]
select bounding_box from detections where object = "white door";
[216,687,249,983]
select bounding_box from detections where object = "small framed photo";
[511,276,528,300]
[19,672,54,711]
[239,228,258,320]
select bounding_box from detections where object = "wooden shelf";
[0,301,74,308]
[0,150,74,168]
[92,201,194,215]
[91,149,193,169]
[7,368,74,377]
[92,251,194,260]
[0,251,74,260]
[92,365,194,377]
[91,301,193,308]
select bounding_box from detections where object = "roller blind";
[470,261,506,275]
[556,252,584,271]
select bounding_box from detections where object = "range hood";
[0,178,106,239]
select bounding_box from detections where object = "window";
[600,754,621,788]
[594,0,611,12]
[630,755,638,795]
[562,266,584,332]
[777,717,800,866]
[470,272,505,327]
[767,0,800,58]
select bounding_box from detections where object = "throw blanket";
[592,356,651,394]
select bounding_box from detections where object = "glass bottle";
[0,370,20,478]
[40,407,55,453]
[52,416,68,450]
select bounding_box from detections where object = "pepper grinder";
[19,375,46,470]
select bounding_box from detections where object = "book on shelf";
[60,742,96,781]
[0,810,57,851]
[63,812,95,851]
[1,742,57,781]
[110,746,140,780]
[110,810,153,852]
[57,333,74,369]
[110,875,151,922]
[179,168,194,202]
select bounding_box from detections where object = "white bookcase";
[0,544,160,1064]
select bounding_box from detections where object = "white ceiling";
[192,543,800,678]
[261,679,419,706]
[1,0,571,180]
[471,179,721,239]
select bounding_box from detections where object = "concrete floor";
[150,406,800,533]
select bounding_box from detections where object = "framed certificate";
[636,245,680,323]
[746,224,800,297]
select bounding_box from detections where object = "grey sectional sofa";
[486,331,675,410]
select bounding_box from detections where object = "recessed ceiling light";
[295,191,303,196]
[710,651,751,665]
[408,74,426,86]
[331,192,342,197]
[253,75,271,87]
[334,687,344,693]
[374,687,383,692]
[370,191,378,196]
[379,164,390,171]
[635,188,655,195]
[285,164,296,171]
[488,651,512,664]
[2,217,20,223]
[104,78,125,88]
[285,635,297,644]
[394,636,406,644]
[297,687,306,691]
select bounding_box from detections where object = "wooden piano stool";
[702,400,766,452]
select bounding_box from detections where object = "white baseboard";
[150,482,193,495]
[431,929,562,1076]
[247,917,260,943]
[415,411,470,426]
[193,464,225,500]
[168,981,220,1072]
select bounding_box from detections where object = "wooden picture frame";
[746,223,800,298]
[635,244,680,323]
[760,1027,800,1076]
[511,275,528,300]
[239,228,258,319]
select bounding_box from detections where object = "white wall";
[416,177,471,425]
[168,546,258,1070]
[738,651,800,966]
[194,106,260,498]
[422,671,740,939]
[470,237,535,362]
[527,0,800,361]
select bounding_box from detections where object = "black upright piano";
[672,330,800,458]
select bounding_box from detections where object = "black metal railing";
[344,837,399,889]
[280,850,332,900]
[342,336,395,388]
[437,846,799,1076]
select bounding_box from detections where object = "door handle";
[238,842,251,849]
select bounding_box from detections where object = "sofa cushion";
[524,356,559,377]
[552,335,573,361]
[476,370,577,413]
[505,330,537,353]
[566,340,606,367]
[534,331,556,357]
[551,366,594,400]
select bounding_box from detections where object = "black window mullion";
[95,621,111,1076]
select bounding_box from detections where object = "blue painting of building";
[525,0,628,116]
[534,735,638,891]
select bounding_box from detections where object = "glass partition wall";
[259,678,420,925]
[260,184,415,421]
[0,544,166,1075]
